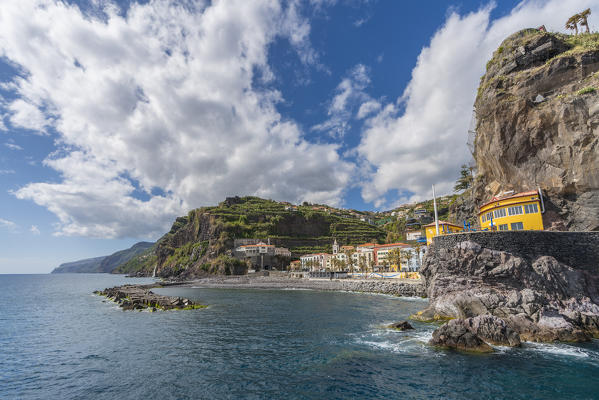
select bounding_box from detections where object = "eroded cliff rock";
[416,240,599,343]
[474,29,599,231]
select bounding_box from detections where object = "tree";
[580,8,591,33]
[401,249,413,272]
[566,13,581,35]
[388,248,402,271]
[454,164,474,193]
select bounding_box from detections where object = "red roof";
[375,243,409,249]
[480,190,539,209]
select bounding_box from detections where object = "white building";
[406,230,423,241]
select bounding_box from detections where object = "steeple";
[333,239,338,255]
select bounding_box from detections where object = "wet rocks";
[418,239,599,343]
[388,321,414,331]
[94,284,205,311]
[429,319,493,353]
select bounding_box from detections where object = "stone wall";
[431,231,599,270]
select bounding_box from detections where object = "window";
[486,212,493,221]
[508,206,523,216]
[499,224,508,231]
[494,208,506,218]
[524,203,539,214]
[481,214,486,223]
[510,222,524,230]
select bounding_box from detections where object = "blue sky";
[0,0,594,273]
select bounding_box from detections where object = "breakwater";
[94,283,205,310]
[187,276,426,297]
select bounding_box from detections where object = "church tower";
[332,239,338,255]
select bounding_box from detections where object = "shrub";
[577,87,596,95]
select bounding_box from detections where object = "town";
[232,188,546,278]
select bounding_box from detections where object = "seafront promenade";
[182,274,426,298]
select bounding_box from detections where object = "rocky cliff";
[52,242,154,273]
[474,29,599,231]
[415,235,599,344]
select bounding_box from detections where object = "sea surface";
[1,274,599,399]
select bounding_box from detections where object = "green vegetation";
[113,246,156,274]
[577,86,596,95]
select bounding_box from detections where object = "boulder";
[465,315,521,347]
[429,319,494,353]
[387,321,414,331]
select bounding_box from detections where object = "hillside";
[120,196,387,278]
[51,242,154,273]
[474,29,599,231]
[51,256,107,274]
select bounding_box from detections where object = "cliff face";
[474,30,599,231]
[52,242,154,273]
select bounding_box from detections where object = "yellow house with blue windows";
[478,190,544,231]
[424,221,464,245]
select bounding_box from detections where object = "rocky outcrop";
[474,29,599,231]
[387,321,414,331]
[94,284,205,311]
[416,239,599,343]
[429,319,493,353]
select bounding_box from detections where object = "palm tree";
[580,8,591,33]
[566,13,581,35]
[388,248,402,272]
[401,249,413,274]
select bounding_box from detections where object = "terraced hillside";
[119,196,386,278]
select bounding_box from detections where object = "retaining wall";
[431,231,599,270]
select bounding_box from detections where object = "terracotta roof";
[357,243,376,247]
[375,243,409,249]
[479,190,539,210]
[423,220,462,228]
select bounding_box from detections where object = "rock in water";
[429,319,494,353]
[388,321,414,331]
[465,315,521,347]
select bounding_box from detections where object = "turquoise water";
[1,274,599,399]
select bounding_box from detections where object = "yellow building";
[424,221,464,245]
[478,190,544,231]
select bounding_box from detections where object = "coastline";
[177,275,426,298]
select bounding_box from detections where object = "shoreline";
[174,275,427,298]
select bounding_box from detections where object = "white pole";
[433,184,439,235]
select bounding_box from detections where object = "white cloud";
[312,64,375,138]
[30,225,40,235]
[357,0,595,208]
[4,142,23,151]
[357,100,381,119]
[0,169,15,174]
[0,0,352,238]
[7,99,52,134]
[0,218,17,231]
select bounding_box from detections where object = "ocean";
[1,274,598,399]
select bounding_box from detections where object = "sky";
[0,0,596,273]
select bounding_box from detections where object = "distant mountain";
[51,256,107,274]
[51,242,154,273]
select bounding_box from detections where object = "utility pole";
[433,184,439,235]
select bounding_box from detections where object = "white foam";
[525,342,592,358]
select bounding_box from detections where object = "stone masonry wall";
[431,231,599,271]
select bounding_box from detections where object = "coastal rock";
[388,321,414,331]
[474,29,599,231]
[429,319,494,353]
[465,315,520,347]
[95,284,205,311]
[418,240,599,342]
